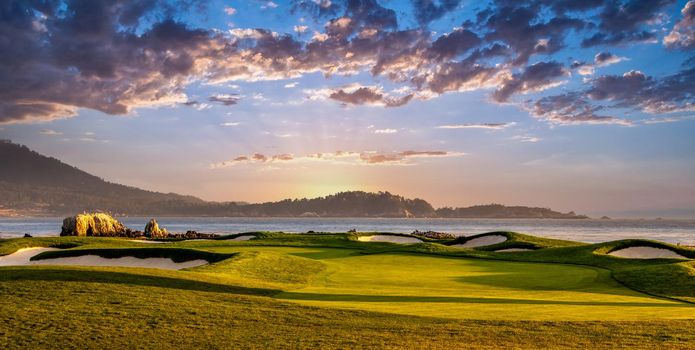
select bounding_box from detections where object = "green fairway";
[272,251,694,320]
[0,232,693,348]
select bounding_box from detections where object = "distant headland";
[0,141,586,219]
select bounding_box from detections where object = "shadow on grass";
[0,267,278,297]
[275,292,688,307]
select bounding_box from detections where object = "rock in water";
[61,213,127,236]
[144,218,168,238]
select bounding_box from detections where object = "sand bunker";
[0,247,59,266]
[608,246,689,260]
[0,247,207,270]
[231,235,256,241]
[452,235,507,248]
[357,235,423,244]
[33,256,207,270]
[495,248,533,252]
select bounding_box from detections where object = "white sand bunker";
[0,247,207,270]
[0,247,59,266]
[357,235,423,244]
[452,235,507,248]
[34,256,207,270]
[608,246,689,260]
[495,248,533,252]
[230,235,256,241]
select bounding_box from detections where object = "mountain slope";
[0,140,205,216]
[0,141,586,218]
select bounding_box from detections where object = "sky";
[1,0,694,217]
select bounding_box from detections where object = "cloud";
[512,135,540,143]
[284,82,299,88]
[0,0,688,126]
[373,128,398,134]
[224,6,237,15]
[527,64,695,125]
[294,25,309,33]
[641,115,695,124]
[664,1,695,50]
[221,122,241,127]
[478,3,586,65]
[529,92,633,126]
[437,122,515,130]
[211,149,464,168]
[261,2,279,10]
[571,52,626,76]
[0,1,212,124]
[39,129,62,135]
[209,94,241,106]
[411,0,462,26]
[306,84,414,107]
[588,69,695,114]
[581,0,673,47]
[492,61,569,102]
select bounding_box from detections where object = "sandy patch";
[0,247,207,270]
[495,248,533,252]
[0,247,59,266]
[32,256,208,270]
[128,240,167,244]
[357,235,422,244]
[608,246,689,260]
[231,235,256,241]
[452,235,507,248]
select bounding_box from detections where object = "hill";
[0,140,205,216]
[0,141,587,218]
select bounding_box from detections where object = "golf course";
[1,231,694,349]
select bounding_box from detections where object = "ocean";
[1,217,694,245]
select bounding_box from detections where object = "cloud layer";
[0,0,691,126]
[211,149,465,168]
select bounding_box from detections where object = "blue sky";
[1,0,694,216]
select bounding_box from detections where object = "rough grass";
[1,267,693,349]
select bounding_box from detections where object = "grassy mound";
[61,213,127,237]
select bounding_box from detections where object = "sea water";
[1,217,694,245]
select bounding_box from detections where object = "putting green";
[193,246,694,321]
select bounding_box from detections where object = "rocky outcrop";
[412,230,456,240]
[144,218,167,238]
[167,230,218,239]
[61,213,127,236]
